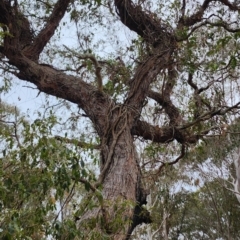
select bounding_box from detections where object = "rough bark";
[1,0,240,239]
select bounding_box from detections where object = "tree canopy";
[0,0,240,239]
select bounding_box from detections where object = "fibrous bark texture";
[1,0,240,239]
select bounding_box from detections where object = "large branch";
[125,50,176,123]
[9,54,112,137]
[114,0,178,122]
[114,0,174,47]
[147,90,183,125]
[178,0,240,28]
[24,0,71,60]
[0,0,70,61]
[131,120,200,144]
[132,100,240,144]
[147,65,182,125]
[178,0,213,27]
[0,1,114,136]
[0,0,11,25]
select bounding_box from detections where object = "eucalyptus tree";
[0,0,240,239]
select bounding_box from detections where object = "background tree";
[131,178,240,240]
[131,120,240,239]
[0,0,240,239]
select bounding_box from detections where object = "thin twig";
[54,182,76,223]
[0,119,21,147]
[177,102,240,130]
[156,144,186,175]
[54,135,101,150]
[63,45,103,91]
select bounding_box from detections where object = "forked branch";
[178,0,240,28]
[147,90,183,125]
[156,144,186,175]
[25,0,71,59]
[177,102,240,130]
[63,45,103,92]
[114,0,174,47]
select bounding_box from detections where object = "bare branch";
[181,0,186,19]
[178,0,213,27]
[182,15,240,39]
[156,144,186,175]
[177,102,240,130]
[204,20,240,32]
[178,0,240,28]
[24,0,71,59]
[187,73,197,90]
[218,0,240,10]
[54,182,76,223]
[63,45,103,92]
[198,81,215,94]
[54,135,101,150]
[187,73,212,115]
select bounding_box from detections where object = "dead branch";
[54,182,76,223]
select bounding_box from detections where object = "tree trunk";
[99,132,142,239]
[77,106,150,239]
